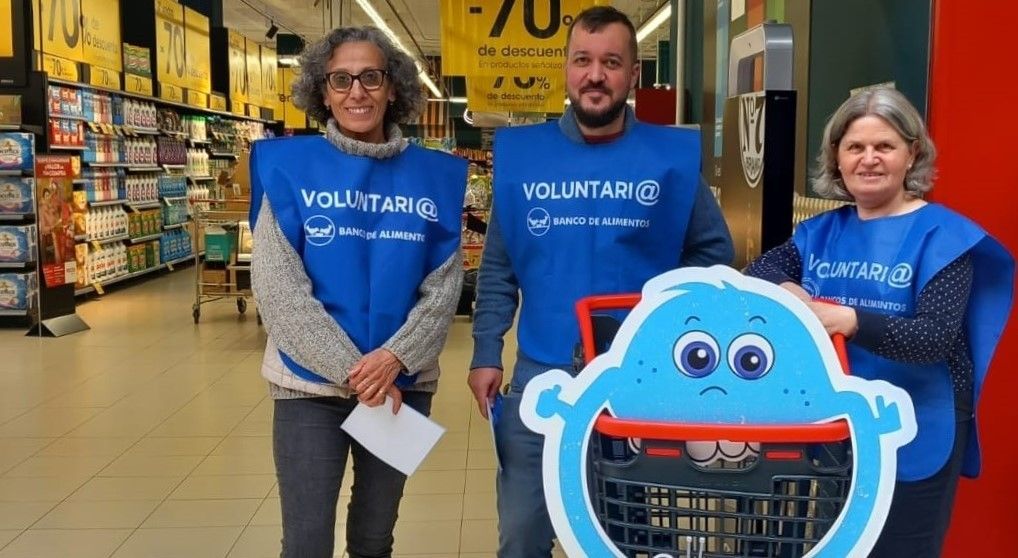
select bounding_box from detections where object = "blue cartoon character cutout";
[520,266,917,558]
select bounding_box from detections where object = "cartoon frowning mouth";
[699,386,728,396]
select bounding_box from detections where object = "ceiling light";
[636,2,672,44]
[266,21,279,40]
[352,0,443,98]
[278,56,300,67]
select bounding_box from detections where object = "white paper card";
[340,396,445,476]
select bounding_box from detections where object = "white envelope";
[340,396,446,476]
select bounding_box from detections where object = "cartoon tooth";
[520,265,917,558]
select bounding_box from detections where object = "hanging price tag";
[93,282,105,295]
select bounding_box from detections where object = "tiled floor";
[0,267,559,558]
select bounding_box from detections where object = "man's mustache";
[580,85,609,95]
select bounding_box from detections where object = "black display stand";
[1,71,90,336]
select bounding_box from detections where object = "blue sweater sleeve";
[680,179,735,267]
[469,210,520,370]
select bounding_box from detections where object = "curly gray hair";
[290,26,425,126]
[813,87,936,200]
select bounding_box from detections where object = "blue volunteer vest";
[495,121,700,365]
[249,136,467,385]
[795,204,1013,480]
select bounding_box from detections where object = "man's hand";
[468,367,503,419]
[349,348,403,406]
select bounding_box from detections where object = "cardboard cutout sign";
[521,266,917,557]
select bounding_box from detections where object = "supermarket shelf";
[0,309,30,316]
[132,126,160,136]
[0,261,35,269]
[161,164,187,171]
[187,175,214,181]
[0,214,33,221]
[84,234,130,246]
[126,201,161,211]
[128,233,162,244]
[88,199,128,207]
[188,138,211,146]
[209,152,238,159]
[84,162,128,168]
[126,166,161,172]
[50,144,86,151]
[0,124,23,130]
[48,78,278,124]
[161,196,188,202]
[163,223,185,230]
[49,113,88,121]
[72,179,90,185]
[0,170,31,176]
[74,253,195,296]
[160,129,188,139]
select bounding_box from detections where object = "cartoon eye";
[673,331,720,378]
[727,334,774,380]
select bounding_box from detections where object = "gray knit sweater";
[251,120,464,399]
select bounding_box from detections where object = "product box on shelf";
[0,177,35,214]
[0,133,35,172]
[0,272,38,310]
[0,224,37,262]
[0,95,22,127]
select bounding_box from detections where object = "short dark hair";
[566,5,638,62]
[291,26,425,126]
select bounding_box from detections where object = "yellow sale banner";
[441,0,604,76]
[81,0,121,71]
[183,6,211,93]
[155,0,186,87]
[467,74,564,113]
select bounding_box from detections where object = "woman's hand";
[780,281,813,304]
[349,349,404,409]
[808,301,859,338]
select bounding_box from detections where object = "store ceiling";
[223,0,671,62]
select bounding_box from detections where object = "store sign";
[39,0,83,62]
[159,82,184,103]
[467,74,564,113]
[1,0,13,57]
[87,65,119,89]
[281,67,306,129]
[155,0,186,88]
[81,0,121,72]
[261,46,280,115]
[227,29,247,105]
[245,38,263,106]
[36,155,78,287]
[125,73,154,96]
[183,6,211,94]
[42,52,79,81]
[209,93,228,112]
[441,0,602,76]
[186,89,207,108]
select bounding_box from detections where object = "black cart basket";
[575,294,854,558]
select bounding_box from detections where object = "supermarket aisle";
[0,266,545,558]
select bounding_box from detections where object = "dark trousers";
[273,392,434,558]
[869,411,973,557]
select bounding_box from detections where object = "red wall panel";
[929,1,1018,554]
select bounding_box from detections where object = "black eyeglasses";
[325,69,388,92]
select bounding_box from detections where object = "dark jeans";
[273,392,434,558]
[869,410,973,557]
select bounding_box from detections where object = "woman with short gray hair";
[248,26,467,558]
[746,87,1013,556]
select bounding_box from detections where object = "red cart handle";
[594,415,851,442]
[575,294,851,374]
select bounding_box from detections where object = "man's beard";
[570,90,627,129]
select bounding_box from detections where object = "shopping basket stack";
[575,295,854,558]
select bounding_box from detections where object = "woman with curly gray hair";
[746,87,1013,557]
[248,26,468,558]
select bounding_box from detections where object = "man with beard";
[467,6,734,557]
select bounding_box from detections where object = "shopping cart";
[575,294,853,558]
[190,200,256,324]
